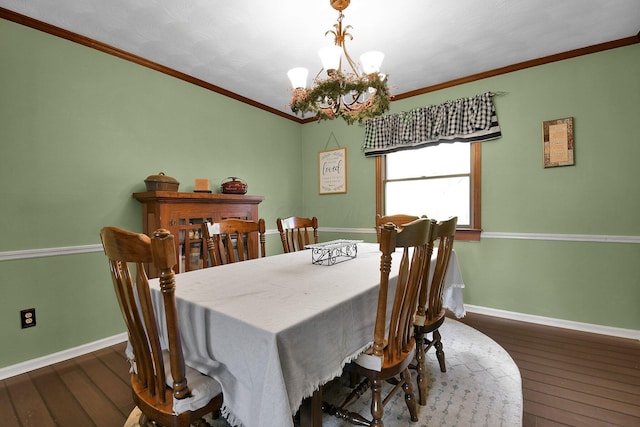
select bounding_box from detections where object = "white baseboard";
[464,305,640,341]
[0,332,128,380]
[2,305,638,380]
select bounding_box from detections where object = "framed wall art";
[318,147,347,194]
[542,117,575,168]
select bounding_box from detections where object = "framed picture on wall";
[543,117,575,168]
[318,147,347,194]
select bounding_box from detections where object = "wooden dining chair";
[202,218,266,266]
[413,216,457,406]
[276,216,318,253]
[100,227,223,427]
[323,217,435,426]
[375,213,420,242]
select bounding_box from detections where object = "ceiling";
[1,0,638,121]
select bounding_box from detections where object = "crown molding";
[2,7,637,123]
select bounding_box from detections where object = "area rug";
[124,319,522,426]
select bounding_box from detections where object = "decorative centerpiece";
[305,239,363,266]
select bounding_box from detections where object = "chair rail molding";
[1,230,638,261]
[321,228,640,244]
[0,244,104,261]
[481,231,640,244]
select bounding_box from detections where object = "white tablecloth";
[149,243,465,427]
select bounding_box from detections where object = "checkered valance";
[362,92,501,157]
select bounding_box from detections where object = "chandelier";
[287,0,390,125]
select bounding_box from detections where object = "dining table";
[148,242,466,427]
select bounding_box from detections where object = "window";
[376,142,481,241]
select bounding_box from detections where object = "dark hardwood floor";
[459,312,640,427]
[1,312,638,426]
[0,341,134,427]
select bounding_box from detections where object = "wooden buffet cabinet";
[133,191,264,276]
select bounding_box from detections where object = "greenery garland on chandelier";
[289,72,390,125]
[287,0,391,125]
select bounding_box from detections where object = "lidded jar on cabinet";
[220,177,247,194]
[144,172,179,191]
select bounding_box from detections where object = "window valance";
[362,92,501,157]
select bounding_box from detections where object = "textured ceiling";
[1,0,638,120]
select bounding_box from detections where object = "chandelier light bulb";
[360,51,384,74]
[287,67,309,89]
[318,45,343,74]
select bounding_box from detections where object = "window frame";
[375,142,482,241]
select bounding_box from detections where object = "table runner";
[149,243,465,427]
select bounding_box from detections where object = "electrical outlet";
[20,308,36,328]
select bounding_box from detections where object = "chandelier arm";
[341,43,360,76]
[342,92,366,110]
[325,28,338,40]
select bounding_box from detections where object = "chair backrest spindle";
[202,218,266,267]
[376,218,434,365]
[100,226,222,426]
[276,216,319,253]
[375,213,420,242]
[426,217,457,322]
[101,227,186,405]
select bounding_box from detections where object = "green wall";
[1,16,638,369]
[0,19,301,367]
[301,43,640,331]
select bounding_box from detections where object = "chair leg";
[138,412,153,427]
[370,378,384,427]
[341,377,371,410]
[322,378,371,426]
[349,371,360,387]
[434,329,446,372]
[414,327,428,406]
[322,402,370,426]
[401,368,419,422]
